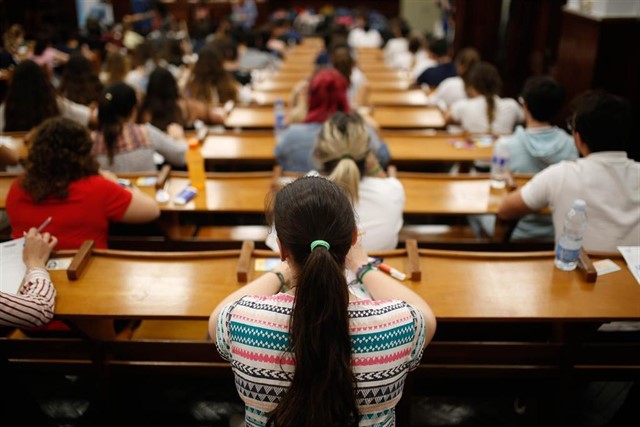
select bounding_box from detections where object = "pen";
[378,263,407,281]
[36,216,52,233]
[367,257,406,280]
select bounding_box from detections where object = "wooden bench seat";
[131,320,209,341]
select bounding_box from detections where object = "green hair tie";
[310,240,330,251]
[340,153,354,160]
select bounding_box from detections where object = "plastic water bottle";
[186,138,206,191]
[554,199,588,271]
[490,140,510,189]
[274,97,286,137]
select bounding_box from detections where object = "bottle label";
[556,245,580,263]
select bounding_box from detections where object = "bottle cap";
[188,138,199,149]
[572,199,587,210]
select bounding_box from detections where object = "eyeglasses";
[565,116,574,133]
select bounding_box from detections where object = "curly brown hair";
[23,117,99,202]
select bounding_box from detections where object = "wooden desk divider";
[155,164,171,190]
[67,240,95,280]
[405,239,422,281]
[578,248,598,283]
[237,240,255,282]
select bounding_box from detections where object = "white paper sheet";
[617,246,640,285]
[0,238,26,294]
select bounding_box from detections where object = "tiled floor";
[5,370,639,427]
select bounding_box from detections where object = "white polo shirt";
[520,151,640,252]
[450,95,524,134]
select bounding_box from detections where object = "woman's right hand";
[23,228,58,270]
[346,241,369,273]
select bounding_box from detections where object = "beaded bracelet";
[355,262,378,283]
[271,270,290,292]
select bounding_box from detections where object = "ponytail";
[485,94,496,133]
[328,157,362,203]
[98,82,138,164]
[268,177,359,426]
[467,62,502,134]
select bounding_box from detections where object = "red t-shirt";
[7,175,133,250]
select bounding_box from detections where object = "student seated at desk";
[183,46,239,125]
[92,82,187,173]
[0,228,57,328]
[139,67,217,131]
[415,38,456,88]
[275,68,389,173]
[427,47,480,109]
[268,112,403,252]
[0,228,58,426]
[473,76,578,241]
[0,60,94,132]
[447,62,523,134]
[498,90,639,252]
[499,91,639,427]
[210,176,436,427]
[7,117,160,250]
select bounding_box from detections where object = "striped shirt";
[216,294,426,427]
[0,267,56,328]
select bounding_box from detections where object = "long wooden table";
[3,246,637,425]
[199,132,492,168]
[0,171,521,216]
[42,246,640,322]
[225,105,446,129]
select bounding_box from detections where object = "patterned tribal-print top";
[216,293,427,427]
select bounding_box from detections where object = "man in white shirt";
[498,91,639,253]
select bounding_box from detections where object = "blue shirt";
[416,62,456,87]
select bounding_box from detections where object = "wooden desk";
[225,106,275,129]
[48,247,640,321]
[368,79,411,91]
[201,133,275,167]
[398,173,528,216]
[373,106,446,129]
[252,80,297,92]
[200,132,492,168]
[0,133,28,158]
[383,134,493,163]
[0,171,522,216]
[252,90,291,106]
[370,90,428,106]
[129,171,275,213]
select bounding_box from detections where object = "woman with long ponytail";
[210,176,436,426]
[92,82,187,172]
[447,61,524,134]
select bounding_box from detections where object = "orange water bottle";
[186,138,206,191]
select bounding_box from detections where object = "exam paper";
[0,238,26,294]
[617,246,640,285]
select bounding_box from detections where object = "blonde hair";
[314,112,370,203]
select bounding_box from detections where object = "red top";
[7,175,133,250]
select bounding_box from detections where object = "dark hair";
[390,17,410,38]
[3,60,59,132]
[210,36,238,62]
[330,43,353,84]
[408,36,423,54]
[467,62,502,132]
[98,82,138,163]
[140,67,184,130]
[187,46,238,104]
[573,91,631,153]
[162,38,186,67]
[521,76,565,122]
[429,38,449,57]
[23,117,99,202]
[266,176,359,426]
[59,52,104,106]
[454,47,481,83]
